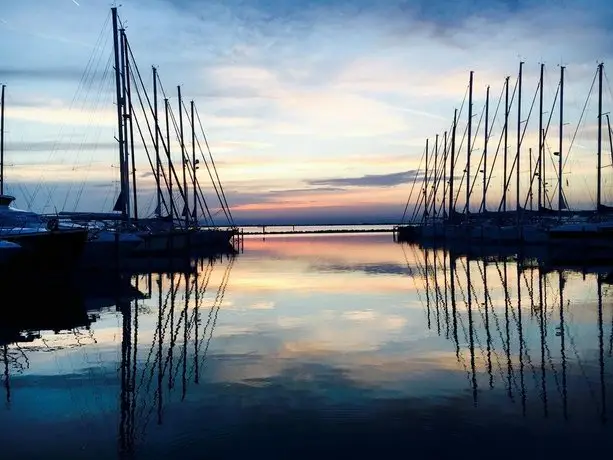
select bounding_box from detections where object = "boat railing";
[0,214,44,230]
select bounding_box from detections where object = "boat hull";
[394,225,421,242]
[80,231,143,269]
[0,228,89,271]
[0,241,21,266]
[131,228,237,256]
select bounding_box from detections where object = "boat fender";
[46,218,59,231]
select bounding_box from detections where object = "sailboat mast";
[449,109,457,221]
[529,147,533,211]
[164,98,173,221]
[482,85,489,211]
[516,61,523,223]
[442,130,447,218]
[538,63,544,211]
[597,62,603,212]
[503,76,509,213]
[424,138,429,224]
[123,30,138,221]
[433,134,439,220]
[466,71,473,220]
[0,84,4,195]
[111,7,128,221]
[191,100,197,226]
[153,67,161,216]
[607,114,613,169]
[119,26,131,223]
[178,85,189,228]
[558,66,565,220]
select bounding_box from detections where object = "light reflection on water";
[1,233,612,458]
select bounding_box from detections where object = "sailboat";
[59,9,237,257]
[0,85,89,271]
[547,63,613,253]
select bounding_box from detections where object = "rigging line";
[128,61,185,220]
[540,81,561,209]
[70,52,116,211]
[184,262,218,382]
[166,102,205,224]
[466,99,487,203]
[450,87,477,213]
[409,182,426,223]
[28,12,112,209]
[482,81,507,211]
[124,40,188,218]
[194,104,235,226]
[181,100,215,225]
[543,84,568,208]
[457,258,489,362]
[420,134,452,220]
[192,131,229,225]
[410,164,429,223]
[475,261,507,379]
[562,67,598,173]
[187,262,218,369]
[440,82,470,212]
[135,277,182,403]
[521,81,545,210]
[129,74,180,220]
[421,141,438,223]
[133,286,175,397]
[452,120,470,209]
[401,245,428,322]
[432,85,469,216]
[410,140,436,222]
[44,17,113,206]
[439,113,464,216]
[47,48,114,214]
[428,116,457,219]
[426,117,457,221]
[198,257,235,369]
[500,74,539,210]
[401,145,425,223]
[165,98,193,213]
[493,74,520,212]
[434,118,459,218]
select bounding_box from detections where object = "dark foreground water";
[1,233,612,459]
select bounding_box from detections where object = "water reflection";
[117,256,235,456]
[407,243,612,424]
[0,235,612,458]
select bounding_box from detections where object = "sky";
[1,0,613,224]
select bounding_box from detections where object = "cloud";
[0,67,106,82]
[6,140,117,152]
[6,104,116,126]
[308,170,422,188]
[1,0,613,220]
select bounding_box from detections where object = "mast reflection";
[406,243,612,423]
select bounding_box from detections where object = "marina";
[2,1,613,458]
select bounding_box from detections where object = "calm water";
[1,233,612,458]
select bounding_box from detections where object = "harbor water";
[0,232,612,458]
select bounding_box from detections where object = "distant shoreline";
[237,223,398,228]
[240,228,395,235]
